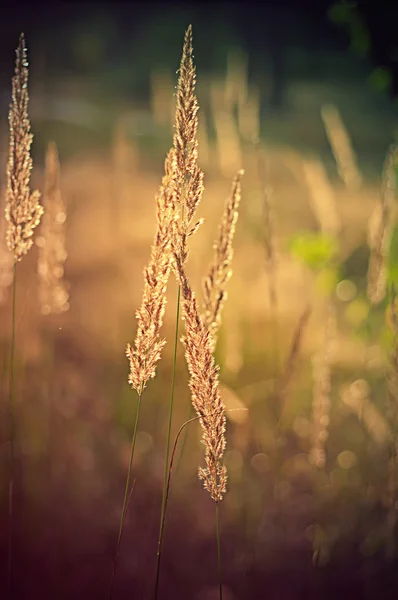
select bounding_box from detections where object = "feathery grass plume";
[170,24,205,287]
[367,145,398,305]
[154,27,226,600]
[173,252,227,501]
[5,34,42,595]
[5,33,43,262]
[309,303,334,468]
[172,25,204,245]
[203,170,243,351]
[155,26,205,599]
[320,103,362,191]
[126,149,177,395]
[170,25,226,501]
[156,24,204,531]
[36,142,69,315]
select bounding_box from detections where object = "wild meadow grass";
[1,22,398,600]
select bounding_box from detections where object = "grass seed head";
[5,33,43,262]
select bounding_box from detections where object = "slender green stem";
[109,393,142,600]
[175,401,193,475]
[154,415,200,600]
[8,262,17,598]
[216,501,222,600]
[154,286,181,598]
[44,327,55,481]
[162,286,181,510]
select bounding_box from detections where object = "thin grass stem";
[155,184,186,594]
[109,393,142,600]
[8,261,16,597]
[216,501,223,600]
[160,285,181,516]
[175,401,193,475]
[154,285,182,597]
[43,327,55,481]
[154,408,246,599]
[154,415,200,599]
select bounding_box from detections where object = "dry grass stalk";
[5,33,43,262]
[301,155,341,237]
[36,142,69,315]
[367,145,398,305]
[309,303,335,468]
[173,253,227,501]
[203,169,244,351]
[172,25,204,248]
[126,149,177,395]
[171,25,227,502]
[321,104,362,191]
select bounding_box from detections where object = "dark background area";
[0,1,397,104]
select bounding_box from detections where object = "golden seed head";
[174,252,227,501]
[5,33,43,262]
[168,26,227,501]
[126,150,178,395]
[202,170,243,351]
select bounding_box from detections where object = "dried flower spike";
[126,149,177,395]
[171,25,227,501]
[36,142,69,315]
[174,251,227,501]
[203,169,243,351]
[5,33,43,262]
[172,24,205,265]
